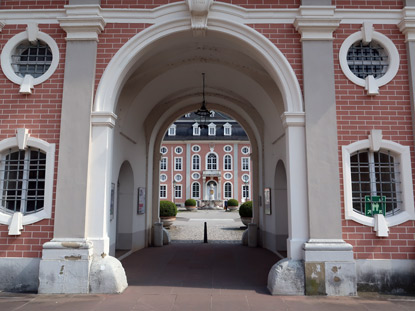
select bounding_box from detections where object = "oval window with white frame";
[224,145,232,152]
[192,172,200,180]
[160,174,167,182]
[1,26,60,94]
[174,174,182,182]
[242,174,250,182]
[175,146,183,154]
[224,172,232,180]
[241,146,250,155]
[339,23,399,96]
[192,145,200,152]
[160,146,168,154]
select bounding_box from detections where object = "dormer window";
[168,124,176,136]
[208,123,216,136]
[184,113,191,118]
[192,123,200,136]
[224,123,232,136]
[210,110,215,117]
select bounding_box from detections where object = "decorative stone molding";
[58,5,105,41]
[294,6,340,40]
[281,112,306,128]
[399,7,415,42]
[91,112,118,128]
[185,0,214,37]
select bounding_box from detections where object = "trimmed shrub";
[227,199,239,207]
[185,198,196,207]
[160,200,178,217]
[239,201,253,218]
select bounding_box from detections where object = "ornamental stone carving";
[185,0,214,37]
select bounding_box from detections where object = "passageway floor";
[1,243,415,311]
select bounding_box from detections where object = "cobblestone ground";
[168,209,245,244]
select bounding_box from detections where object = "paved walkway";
[1,243,415,311]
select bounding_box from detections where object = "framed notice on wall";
[110,183,115,221]
[137,187,146,215]
[264,187,271,215]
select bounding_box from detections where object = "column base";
[304,239,356,296]
[38,239,128,294]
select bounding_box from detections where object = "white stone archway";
[87,5,308,263]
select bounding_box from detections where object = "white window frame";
[175,184,182,199]
[224,122,232,136]
[168,124,176,136]
[192,145,200,152]
[174,174,182,182]
[242,157,250,171]
[242,174,250,182]
[160,184,167,199]
[192,182,200,199]
[192,154,200,171]
[224,172,232,180]
[342,137,414,227]
[193,123,200,136]
[160,174,167,182]
[224,182,232,199]
[160,157,167,171]
[192,172,200,180]
[224,154,232,171]
[174,157,182,171]
[208,123,216,136]
[160,146,168,154]
[241,146,250,155]
[242,184,250,200]
[224,145,232,152]
[206,153,218,170]
[0,129,55,226]
[175,146,183,154]
[339,25,399,96]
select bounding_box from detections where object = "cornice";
[398,7,415,42]
[58,5,106,41]
[281,112,305,128]
[91,112,118,128]
[294,6,340,40]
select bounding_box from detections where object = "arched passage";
[87,4,309,262]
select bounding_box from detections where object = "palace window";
[192,182,200,199]
[168,124,176,136]
[224,154,232,170]
[207,153,218,170]
[160,146,167,154]
[193,123,200,136]
[242,157,250,171]
[160,174,167,182]
[224,182,232,199]
[224,123,232,136]
[174,157,182,171]
[160,185,167,198]
[175,184,182,199]
[208,123,216,136]
[160,157,167,171]
[192,154,200,171]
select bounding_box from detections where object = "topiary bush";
[239,201,252,218]
[227,199,239,207]
[160,200,178,217]
[185,198,196,206]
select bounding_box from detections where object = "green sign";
[365,196,386,216]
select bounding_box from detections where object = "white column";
[282,112,309,261]
[86,112,117,256]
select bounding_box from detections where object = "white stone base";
[304,239,357,296]
[89,255,128,294]
[0,258,40,292]
[268,259,305,295]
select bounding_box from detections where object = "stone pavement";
[1,243,415,311]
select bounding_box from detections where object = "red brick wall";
[0,1,68,9]
[249,24,303,91]
[101,0,181,9]
[333,0,404,10]
[334,24,415,260]
[0,25,66,258]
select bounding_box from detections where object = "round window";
[175,146,183,154]
[192,145,200,152]
[160,146,168,154]
[241,146,250,155]
[224,145,232,152]
[242,174,250,182]
[160,174,167,182]
[174,174,182,182]
[224,172,232,180]
[347,40,388,79]
[192,172,200,180]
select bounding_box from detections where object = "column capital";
[59,5,105,41]
[294,6,340,41]
[91,112,117,128]
[399,7,415,42]
[281,112,305,128]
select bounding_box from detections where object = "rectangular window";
[175,184,182,198]
[224,126,231,136]
[160,185,167,198]
[224,183,232,199]
[193,126,200,136]
[160,157,167,171]
[242,185,250,200]
[242,157,250,171]
[224,155,232,170]
[192,155,200,170]
[208,126,216,136]
[175,157,182,171]
[168,126,176,136]
[192,182,200,199]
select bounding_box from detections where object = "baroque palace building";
[0,0,414,296]
[160,112,252,206]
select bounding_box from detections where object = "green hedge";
[239,201,252,218]
[160,200,178,217]
[227,199,239,207]
[185,198,196,206]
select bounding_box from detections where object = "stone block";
[325,262,356,296]
[305,262,325,295]
[89,255,128,293]
[268,259,305,295]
